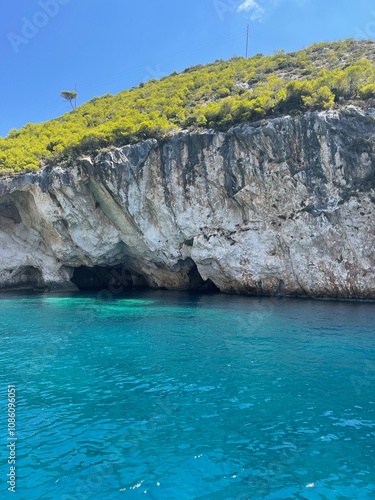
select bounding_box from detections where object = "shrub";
[303,86,336,110]
[1,39,374,174]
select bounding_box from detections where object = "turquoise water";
[0,291,375,499]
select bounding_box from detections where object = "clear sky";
[0,0,374,136]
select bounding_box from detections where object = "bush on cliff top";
[1,38,375,175]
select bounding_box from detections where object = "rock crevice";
[1,106,375,298]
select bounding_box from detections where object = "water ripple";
[0,291,374,498]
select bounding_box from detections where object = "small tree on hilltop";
[61,90,78,110]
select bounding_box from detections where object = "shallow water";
[0,290,374,499]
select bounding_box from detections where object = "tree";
[61,90,78,110]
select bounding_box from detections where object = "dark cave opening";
[71,263,220,293]
[187,263,220,292]
[71,265,145,291]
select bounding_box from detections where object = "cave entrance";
[187,262,220,292]
[70,262,220,293]
[71,265,144,291]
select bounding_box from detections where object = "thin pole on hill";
[246,24,249,58]
[75,83,77,109]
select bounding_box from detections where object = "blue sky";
[0,0,374,136]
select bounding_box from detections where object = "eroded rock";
[0,106,374,298]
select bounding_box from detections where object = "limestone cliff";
[1,106,375,298]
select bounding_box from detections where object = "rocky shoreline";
[1,106,374,299]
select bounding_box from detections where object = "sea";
[0,290,374,499]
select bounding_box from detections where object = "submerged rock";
[1,106,375,298]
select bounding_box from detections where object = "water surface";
[0,291,374,499]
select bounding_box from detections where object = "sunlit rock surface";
[1,106,374,298]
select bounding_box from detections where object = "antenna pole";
[246,24,249,58]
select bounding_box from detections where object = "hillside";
[1,38,375,175]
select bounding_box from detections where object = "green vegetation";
[2,39,375,175]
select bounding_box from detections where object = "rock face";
[1,106,375,298]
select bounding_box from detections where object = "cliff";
[1,105,375,298]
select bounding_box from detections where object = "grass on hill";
[1,38,375,175]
